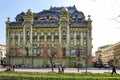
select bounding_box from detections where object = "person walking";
[111,65,117,75]
[61,65,65,73]
[58,65,61,73]
[12,64,15,71]
[77,64,80,72]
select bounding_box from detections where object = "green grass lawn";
[0,72,120,80]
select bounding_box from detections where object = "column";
[37,34,40,46]
[81,30,83,46]
[18,32,20,45]
[66,25,70,56]
[74,30,76,46]
[59,25,61,44]
[52,35,54,46]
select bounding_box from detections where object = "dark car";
[94,61,103,68]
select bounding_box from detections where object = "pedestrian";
[61,65,65,73]
[111,65,117,75]
[77,64,80,72]
[12,64,15,71]
[58,65,61,73]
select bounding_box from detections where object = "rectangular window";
[20,39,23,45]
[77,40,80,45]
[34,32,37,36]
[70,31,74,36]
[9,32,12,37]
[77,31,80,36]
[62,40,66,45]
[83,31,87,36]
[15,39,18,44]
[48,32,51,35]
[41,32,44,35]
[20,31,23,36]
[83,39,87,45]
[33,48,37,55]
[15,32,18,36]
[70,40,74,45]
[70,49,76,56]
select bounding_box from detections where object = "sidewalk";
[1,68,120,74]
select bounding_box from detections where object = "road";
[0,68,120,74]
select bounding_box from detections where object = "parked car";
[103,63,110,68]
[94,61,103,68]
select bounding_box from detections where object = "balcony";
[76,35,81,39]
[33,35,37,39]
[14,35,18,39]
[26,35,30,39]
[62,35,66,38]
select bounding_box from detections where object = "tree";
[9,45,26,65]
[43,42,62,72]
[76,48,81,72]
[85,51,91,74]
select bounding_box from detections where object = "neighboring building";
[95,45,109,61]
[0,44,6,64]
[101,42,120,66]
[6,6,92,68]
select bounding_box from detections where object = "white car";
[103,63,110,68]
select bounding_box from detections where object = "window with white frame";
[34,32,37,36]
[77,40,80,45]
[20,39,23,45]
[83,39,87,45]
[70,30,74,36]
[55,31,58,36]
[48,32,51,35]
[70,49,76,56]
[15,39,18,44]
[27,31,30,36]
[9,32,13,37]
[83,30,87,36]
[62,31,66,36]
[70,40,74,45]
[62,40,66,45]
[33,48,37,55]
[20,31,23,36]
[77,31,80,36]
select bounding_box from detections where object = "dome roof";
[61,7,68,12]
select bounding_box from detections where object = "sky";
[0,0,120,56]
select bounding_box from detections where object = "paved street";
[0,68,120,74]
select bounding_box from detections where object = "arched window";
[62,22,67,27]
[27,31,30,36]
[41,32,44,36]
[62,31,66,36]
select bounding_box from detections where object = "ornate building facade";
[6,6,92,68]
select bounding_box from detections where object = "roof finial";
[50,6,52,9]
[88,15,92,23]
[7,17,10,22]
[73,5,76,9]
